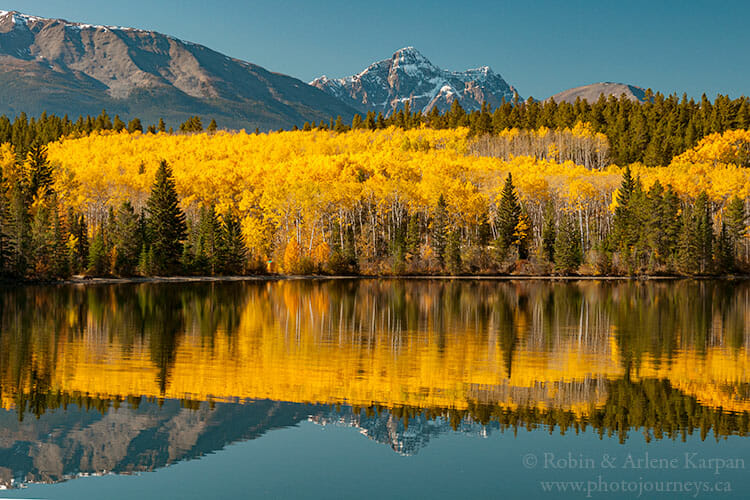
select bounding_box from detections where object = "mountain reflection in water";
[0,279,747,488]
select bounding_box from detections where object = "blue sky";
[5,0,749,99]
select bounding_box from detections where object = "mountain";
[311,47,519,116]
[0,10,357,129]
[548,82,647,103]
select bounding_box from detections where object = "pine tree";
[714,222,735,274]
[207,119,218,133]
[25,144,54,200]
[7,180,29,277]
[146,160,187,275]
[694,191,713,273]
[157,118,166,133]
[0,169,11,274]
[29,193,55,278]
[495,173,521,260]
[725,196,746,263]
[446,229,462,274]
[113,115,126,132]
[431,194,448,265]
[554,215,582,274]
[218,211,247,275]
[677,207,698,274]
[612,165,636,246]
[87,230,108,276]
[112,201,141,276]
[68,211,89,274]
[127,118,143,133]
[50,197,69,279]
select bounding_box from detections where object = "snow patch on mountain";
[311,47,519,116]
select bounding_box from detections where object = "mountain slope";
[0,11,357,129]
[548,82,647,103]
[311,47,519,116]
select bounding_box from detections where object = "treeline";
[309,92,750,167]
[3,91,750,168]
[0,150,248,280]
[0,110,217,156]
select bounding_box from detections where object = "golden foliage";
[38,127,750,265]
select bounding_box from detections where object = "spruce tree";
[218,211,247,275]
[112,201,141,276]
[495,173,521,260]
[25,144,54,200]
[714,222,735,273]
[431,194,448,264]
[7,180,29,277]
[146,160,187,275]
[694,191,713,273]
[127,118,143,133]
[446,229,462,274]
[554,215,582,274]
[725,196,746,262]
[50,197,69,279]
[677,207,698,274]
[87,230,108,276]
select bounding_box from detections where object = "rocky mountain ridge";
[0,10,357,129]
[311,47,519,116]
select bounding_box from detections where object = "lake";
[0,279,748,499]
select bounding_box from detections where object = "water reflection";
[0,279,748,488]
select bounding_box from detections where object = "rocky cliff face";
[0,11,357,129]
[311,47,519,116]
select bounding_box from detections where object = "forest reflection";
[0,279,748,443]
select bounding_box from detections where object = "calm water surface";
[0,279,748,499]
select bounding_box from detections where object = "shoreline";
[4,273,749,287]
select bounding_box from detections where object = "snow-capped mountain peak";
[311,47,519,116]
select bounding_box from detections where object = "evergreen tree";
[25,144,54,200]
[146,160,187,275]
[694,191,713,273]
[207,119,218,133]
[87,230,108,276]
[446,229,462,274]
[714,222,735,273]
[611,165,639,249]
[50,196,69,279]
[677,207,699,274]
[431,194,448,264]
[29,196,54,278]
[112,201,141,276]
[157,118,166,133]
[68,211,89,274]
[725,196,747,263]
[554,215,582,274]
[6,180,29,277]
[218,211,247,275]
[127,118,143,133]
[112,115,126,132]
[495,173,521,260]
